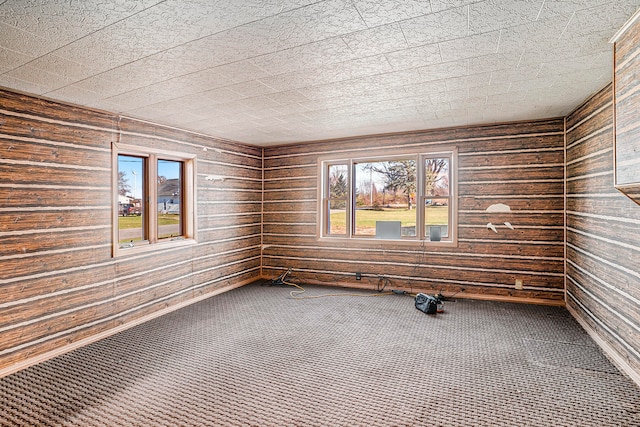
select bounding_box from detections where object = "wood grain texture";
[263,118,566,300]
[0,89,262,375]
[566,83,640,385]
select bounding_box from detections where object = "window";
[326,163,348,236]
[423,155,451,242]
[320,150,456,243]
[353,158,417,237]
[113,144,196,255]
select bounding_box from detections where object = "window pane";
[354,160,416,237]
[327,164,347,235]
[328,199,347,235]
[118,155,145,245]
[425,158,449,196]
[157,160,182,239]
[425,197,449,240]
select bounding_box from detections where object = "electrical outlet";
[515,279,523,290]
[355,272,362,280]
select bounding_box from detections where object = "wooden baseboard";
[259,276,565,307]
[0,278,255,380]
[566,304,640,388]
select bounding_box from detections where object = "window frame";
[318,147,457,246]
[324,162,350,237]
[112,143,197,257]
[419,152,454,243]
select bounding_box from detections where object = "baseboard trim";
[0,278,255,380]
[259,276,565,307]
[566,304,640,388]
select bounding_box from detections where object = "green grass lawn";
[118,214,180,229]
[329,206,448,235]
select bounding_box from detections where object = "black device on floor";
[415,293,438,314]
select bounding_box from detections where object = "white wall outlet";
[515,279,523,290]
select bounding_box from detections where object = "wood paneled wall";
[0,89,262,377]
[566,84,640,383]
[262,120,566,304]
[7,82,639,382]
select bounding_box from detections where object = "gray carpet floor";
[1,282,639,426]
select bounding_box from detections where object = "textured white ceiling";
[0,0,638,146]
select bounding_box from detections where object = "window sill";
[317,236,457,247]
[113,237,197,258]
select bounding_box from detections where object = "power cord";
[266,269,396,300]
[265,269,462,303]
[376,275,390,292]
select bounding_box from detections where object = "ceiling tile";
[430,0,485,13]
[341,23,409,57]
[0,21,54,58]
[509,76,557,92]
[173,69,236,92]
[417,59,469,81]
[316,54,394,82]
[362,68,424,87]
[490,66,541,83]
[22,54,103,82]
[0,46,31,73]
[0,0,161,45]
[71,74,129,99]
[352,0,433,27]
[257,72,310,92]
[401,6,469,46]
[402,79,448,97]
[202,87,248,105]
[537,52,609,77]
[497,17,569,55]
[272,102,313,116]
[5,64,72,93]
[445,71,492,90]
[143,94,220,117]
[538,0,632,21]
[449,96,488,110]
[470,82,511,96]
[212,61,273,84]
[50,4,217,72]
[439,31,501,62]
[468,52,521,73]
[430,88,470,103]
[0,73,49,95]
[205,17,282,59]
[251,38,355,75]
[469,0,544,34]
[228,80,279,98]
[272,0,368,49]
[45,85,105,108]
[560,2,640,38]
[238,95,282,110]
[160,111,207,127]
[386,44,442,70]
[265,90,310,105]
[486,89,527,105]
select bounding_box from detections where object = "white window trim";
[318,147,457,246]
[112,142,197,257]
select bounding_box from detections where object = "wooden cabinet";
[613,9,640,205]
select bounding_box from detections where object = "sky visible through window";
[118,156,180,199]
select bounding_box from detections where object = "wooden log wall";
[0,89,262,377]
[566,84,640,384]
[262,119,566,304]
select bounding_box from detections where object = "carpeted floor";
[1,282,639,427]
